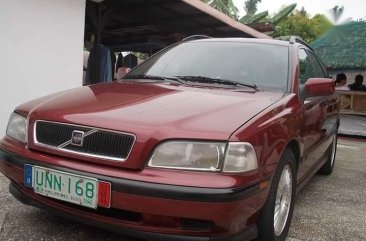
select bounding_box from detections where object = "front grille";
[35,121,135,161]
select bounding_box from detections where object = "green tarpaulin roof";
[311,21,366,70]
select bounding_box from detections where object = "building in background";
[312,21,366,137]
[311,21,366,82]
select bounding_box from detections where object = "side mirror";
[303,78,335,98]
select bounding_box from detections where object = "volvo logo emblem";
[71,130,84,146]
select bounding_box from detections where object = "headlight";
[148,141,258,173]
[223,142,258,173]
[6,112,27,143]
[148,141,226,171]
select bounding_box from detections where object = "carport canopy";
[85,0,270,53]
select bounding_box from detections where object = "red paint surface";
[0,40,340,238]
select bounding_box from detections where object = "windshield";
[125,41,289,92]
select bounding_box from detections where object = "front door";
[297,48,334,181]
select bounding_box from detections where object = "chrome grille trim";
[58,129,98,148]
[33,120,136,162]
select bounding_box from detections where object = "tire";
[256,148,297,241]
[319,132,338,175]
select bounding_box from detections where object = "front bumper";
[0,146,267,241]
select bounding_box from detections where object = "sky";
[232,0,366,22]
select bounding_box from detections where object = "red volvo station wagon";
[0,36,339,241]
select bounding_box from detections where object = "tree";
[311,14,334,38]
[240,2,296,26]
[240,11,268,24]
[299,7,307,17]
[244,0,261,16]
[328,5,344,24]
[202,0,239,20]
[240,0,262,23]
[273,11,332,43]
[271,4,297,24]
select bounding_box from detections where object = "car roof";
[188,38,292,47]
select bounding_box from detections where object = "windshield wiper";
[123,74,184,84]
[123,75,258,90]
[175,76,259,91]
[123,74,165,80]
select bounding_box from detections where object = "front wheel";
[256,149,297,241]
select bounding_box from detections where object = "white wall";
[0,0,86,136]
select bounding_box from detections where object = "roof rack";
[275,35,314,50]
[181,35,212,42]
[289,36,313,50]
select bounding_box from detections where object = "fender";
[229,94,302,178]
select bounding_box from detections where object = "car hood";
[24,82,283,169]
[26,82,282,139]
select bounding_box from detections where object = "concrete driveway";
[0,138,365,241]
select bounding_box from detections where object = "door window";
[298,49,316,85]
[306,50,328,78]
[298,48,329,85]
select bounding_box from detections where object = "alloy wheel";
[274,164,293,236]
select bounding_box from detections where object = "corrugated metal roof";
[85,0,270,52]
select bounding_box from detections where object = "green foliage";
[271,3,297,24]
[299,7,308,17]
[240,11,268,24]
[312,14,334,38]
[240,2,296,26]
[244,0,261,16]
[203,0,239,20]
[201,0,332,45]
[240,0,263,23]
[273,11,333,43]
[250,11,269,23]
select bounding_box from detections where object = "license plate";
[24,164,111,209]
